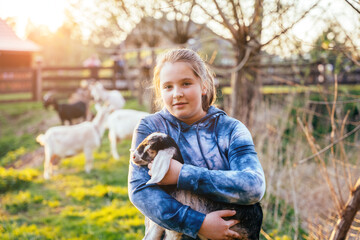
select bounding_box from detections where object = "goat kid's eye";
[147,149,157,158]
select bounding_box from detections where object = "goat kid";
[43,92,87,125]
[36,105,112,179]
[107,109,149,160]
[89,82,125,110]
[68,87,93,121]
[132,132,263,240]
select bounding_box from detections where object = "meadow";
[0,84,359,239]
[0,100,147,239]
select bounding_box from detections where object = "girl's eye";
[163,85,172,89]
[183,82,191,86]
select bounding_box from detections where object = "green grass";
[0,102,56,160]
[0,133,145,240]
[222,84,360,95]
[1,142,144,239]
[0,99,314,239]
[0,93,32,101]
[0,99,146,239]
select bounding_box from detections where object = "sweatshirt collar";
[159,106,226,131]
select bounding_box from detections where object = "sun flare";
[0,0,67,38]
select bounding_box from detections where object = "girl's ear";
[201,85,207,96]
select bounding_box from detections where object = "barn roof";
[0,19,41,52]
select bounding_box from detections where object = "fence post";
[35,59,42,101]
[112,61,117,89]
[32,69,37,101]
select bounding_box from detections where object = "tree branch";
[329,178,360,240]
[212,0,239,39]
[344,0,360,14]
[195,1,226,26]
[229,0,242,35]
[295,123,360,165]
[261,1,319,47]
[210,46,252,74]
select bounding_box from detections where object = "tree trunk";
[229,0,263,129]
[329,178,360,240]
[230,55,260,129]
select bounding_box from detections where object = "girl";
[128,48,266,240]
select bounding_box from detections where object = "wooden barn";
[0,19,41,69]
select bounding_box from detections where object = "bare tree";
[329,178,360,240]
[344,0,360,14]
[156,0,208,45]
[193,0,319,128]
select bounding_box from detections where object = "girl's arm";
[128,121,206,238]
[177,122,266,205]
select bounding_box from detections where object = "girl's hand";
[198,210,241,240]
[148,159,183,185]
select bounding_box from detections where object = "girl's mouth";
[173,102,186,106]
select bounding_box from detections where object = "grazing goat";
[68,87,93,121]
[132,132,263,240]
[36,105,112,179]
[43,92,87,125]
[107,109,149,160]
[89,81,125,110]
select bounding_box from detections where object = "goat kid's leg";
[143,220,164,240]
[43,154,51,180]
[43,147,55,179]
[109,130,120,160]
[163,230,183,240]
[84,148,93,173]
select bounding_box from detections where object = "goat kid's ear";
[94,103,102,112]
[146,149,173,185]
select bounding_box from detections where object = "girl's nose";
[173,87,184,98]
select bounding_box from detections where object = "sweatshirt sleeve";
[128,120,206,238]
[177,121,266,205]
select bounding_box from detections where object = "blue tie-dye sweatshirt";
[128,106,266,239]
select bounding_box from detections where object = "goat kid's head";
[131,132,178,184]
[132,132,168,165]
[43,92,55,109]
[89,82,104,101]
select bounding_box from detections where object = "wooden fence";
[0,62,359,104]
[0,64,137,103]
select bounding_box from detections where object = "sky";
[0,0,69,38]
[0,0,359,54]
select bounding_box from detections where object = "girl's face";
[159,61,206,125]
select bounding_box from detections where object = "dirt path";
[9,147,45,169]
[8,112,59,170]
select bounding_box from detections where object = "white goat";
[89,82,125,110]
[107,109,149,160]
[36,105,112,179]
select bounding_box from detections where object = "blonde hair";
[153,48,216,111]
